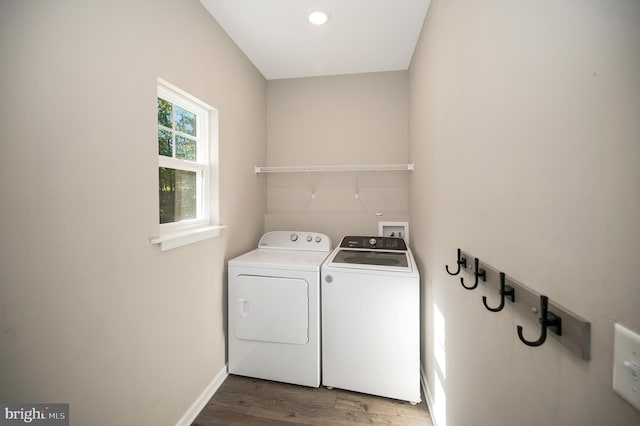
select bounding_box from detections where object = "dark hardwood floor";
[193,375,433,425]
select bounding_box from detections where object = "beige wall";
[0,1,266,424]
[409,0,640,425]
[4,1,639,424]
[265,72,409,245]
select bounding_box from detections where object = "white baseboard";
[176,364,228,426]
[421,365,438,426]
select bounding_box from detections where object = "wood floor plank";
[334,393,399,416]
[192,375,432,425]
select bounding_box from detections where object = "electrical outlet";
[613,323,640,411]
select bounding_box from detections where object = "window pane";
[176,135,196,161]
[159,167,197,224]
[157,98,173,128]
[158,129,173,157]
[175,106,196,136]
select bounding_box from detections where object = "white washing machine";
[321,236,421,403]
[227,230,331,387]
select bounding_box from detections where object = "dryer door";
[235,275,309,345]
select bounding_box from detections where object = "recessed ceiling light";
[308,11,329,26]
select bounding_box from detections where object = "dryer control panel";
[258,231,331,252]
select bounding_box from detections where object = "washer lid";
[326,248,414,273]
[332,249,409,268]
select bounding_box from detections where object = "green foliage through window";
[157,80,211,229]
[158,95,201,225]
[159,167,197,224]
[157,97,198,160]
[157,98,172,128]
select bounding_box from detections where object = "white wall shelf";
[255,163,414,174]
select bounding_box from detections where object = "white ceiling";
[199,0,431,80]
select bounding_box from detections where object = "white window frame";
[151,78,224,251]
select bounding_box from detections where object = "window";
[152,79,222,250]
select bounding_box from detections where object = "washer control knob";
[325,275,333,283]
[306,235,313,242]
[315,236,322,243]
[290,233,298,242]
[369,238,377,246]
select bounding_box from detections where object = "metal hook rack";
[517,295,562,347]
[445,248,466,275]
[445,248,591,360]
[482,272,515,313]
[460,257,486,290]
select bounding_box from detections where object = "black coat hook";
[445,248,466,276]
[460,257,486,290]
[517,295,562,347]
[482,272,515,312]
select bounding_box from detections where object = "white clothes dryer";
[227,231,331,387]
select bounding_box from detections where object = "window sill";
[150,225,226,251]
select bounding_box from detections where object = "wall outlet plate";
[613,323,640,412]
